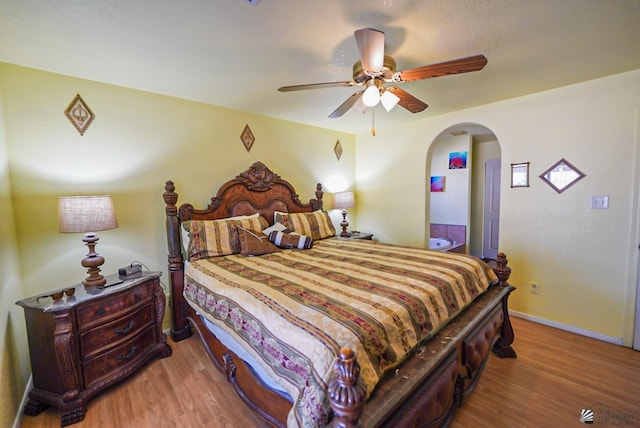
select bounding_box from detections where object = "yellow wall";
[356,69,640,344]
[0,81,29,428]
[0,62,355,425]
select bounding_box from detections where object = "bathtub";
[429,237,453,251]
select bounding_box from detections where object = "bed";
[163,161,516,428]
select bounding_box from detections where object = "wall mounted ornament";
[64,94,95,136]
[334,139,343,160]
[240,124,255,152]
[539,158,586,193]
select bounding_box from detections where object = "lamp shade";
[58,195,118,233]
[334,191,355,210]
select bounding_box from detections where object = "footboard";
[331,255,516,428]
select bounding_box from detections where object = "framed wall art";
[510,162,530,188]
[64,94,95,136]
[430,176,446,192]
[448,151,467,169]
[240,124,255,152]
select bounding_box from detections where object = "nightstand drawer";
[79,304,154,360]
[83,325,157,389]
[77,281,153,328]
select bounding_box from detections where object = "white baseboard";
[509,310,624,346]
[13,375,32,428]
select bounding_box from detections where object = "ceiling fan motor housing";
[352,55,397,83]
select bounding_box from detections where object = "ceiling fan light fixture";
[362,85,380,107]
[380,90,400,112]
[351,96,367,114]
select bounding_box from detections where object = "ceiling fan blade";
[355,28,385,72]
[329,92,363,118]
[385,86,428,113]
[278,81,355,92]
[394,54,488,83]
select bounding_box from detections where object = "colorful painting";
[449,151,467,169]
[430,176,446,192]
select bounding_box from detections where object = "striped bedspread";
[184,238,497,427]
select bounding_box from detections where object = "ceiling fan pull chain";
[371,108,376,136]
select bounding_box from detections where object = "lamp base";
[340,210,350,238]
[81,233,106,288]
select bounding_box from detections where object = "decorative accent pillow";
[273,210,336,241]
[268,231,313,249]
[236,226,279,256]
[187,216,268,260]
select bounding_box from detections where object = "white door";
[483,159,501,259]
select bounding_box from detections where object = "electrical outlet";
[530,282,540,295]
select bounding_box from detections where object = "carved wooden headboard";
[167,161,323,225]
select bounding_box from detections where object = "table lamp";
[334,191,355,238]
[58,195,118,288]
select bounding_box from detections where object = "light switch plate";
[590,195,609,209]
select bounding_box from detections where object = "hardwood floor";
[19,317,640,427]
[451,317,639,428]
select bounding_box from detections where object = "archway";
[425,123,501,259]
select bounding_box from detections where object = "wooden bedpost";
[163,181,192,342]
[491,252,517,358]
[493,252,512,286]
[328,347,366,428]
[315,183,324,211]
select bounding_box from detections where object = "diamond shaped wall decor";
[539,158,586,193]
[64,94,95,136]
[334,139,343,160]
[240,124,255,152]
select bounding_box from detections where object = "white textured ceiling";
[1,0,639,134]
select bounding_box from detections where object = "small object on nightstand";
[119,263,142,277]
[16,271,171,426]
[343,231,374,240]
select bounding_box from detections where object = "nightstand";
[343,231,374,240]
[16,271,171,426]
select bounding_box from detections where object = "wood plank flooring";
[19,317,640,427]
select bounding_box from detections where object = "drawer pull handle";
[116,346,137,360]
[96,308,106,316]
[114,320,135,335]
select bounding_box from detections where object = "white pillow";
[262,221,288,236]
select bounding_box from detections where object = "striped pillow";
[273,210,335,241]
[268,231,313,249]
[187,216,268,260]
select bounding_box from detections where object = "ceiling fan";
[278,28,488,119]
